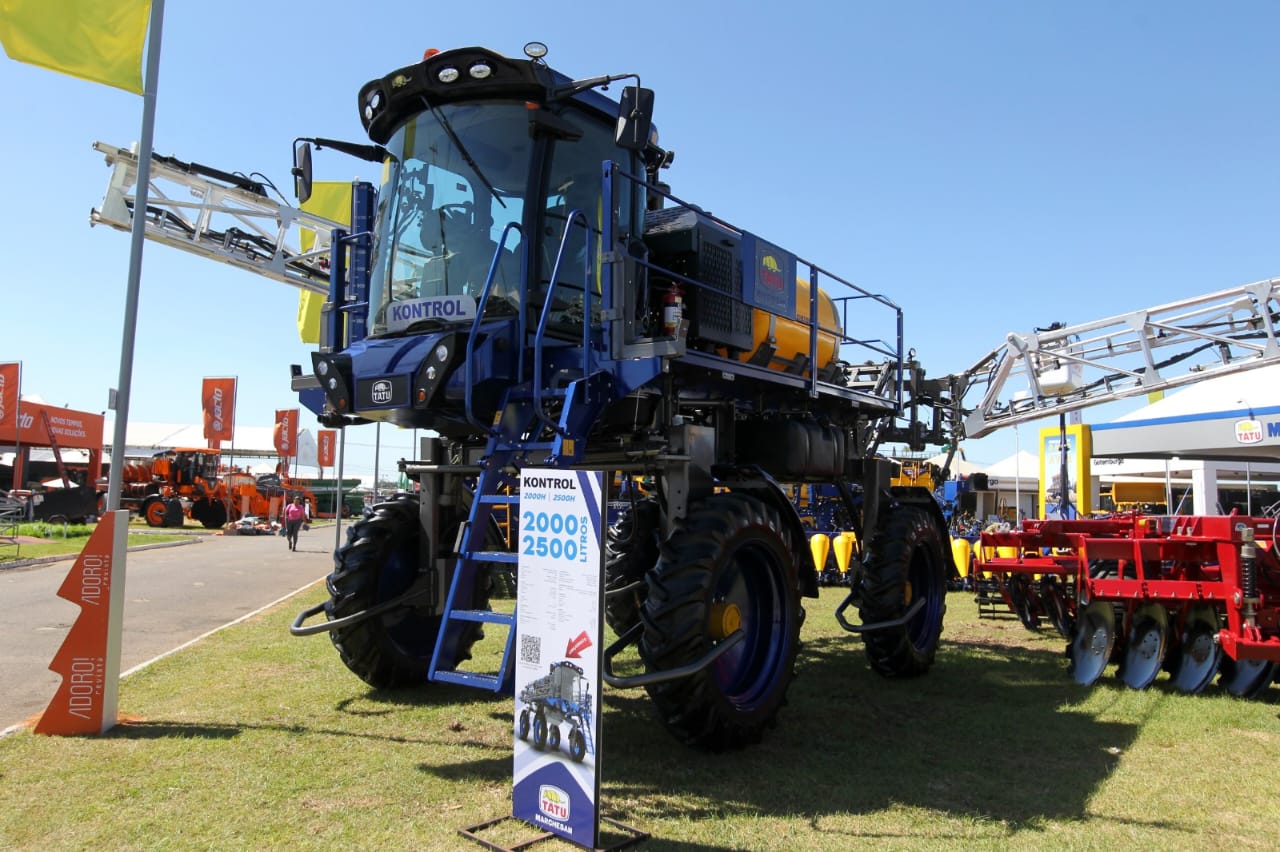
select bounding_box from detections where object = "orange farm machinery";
[115,448,316,528]
[976,513,1280,697]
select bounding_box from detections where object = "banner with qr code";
[512,470,605,849]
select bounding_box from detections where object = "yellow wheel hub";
[709,602,742,640]
[903,580,913,607]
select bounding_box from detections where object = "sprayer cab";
[302,44,669,436]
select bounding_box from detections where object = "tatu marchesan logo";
[760,254,784,291]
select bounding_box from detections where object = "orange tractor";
[115,448,315,528]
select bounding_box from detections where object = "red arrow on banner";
[564,630,592,658]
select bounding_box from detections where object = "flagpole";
[105,0,165,513]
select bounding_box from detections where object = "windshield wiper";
[425,101,507,209]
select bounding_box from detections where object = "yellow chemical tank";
[737,279,842,373]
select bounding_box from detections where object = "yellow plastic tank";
[950,537,973,579]
[740,279,842,372]
[832,530,857,575]
[809,533,831,573]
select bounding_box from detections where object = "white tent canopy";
[924,452,984,476]
[982,450,1039,485]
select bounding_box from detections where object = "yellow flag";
[297,182,352,344]
[0,0,150,94]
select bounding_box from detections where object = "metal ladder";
[427,382,592,693]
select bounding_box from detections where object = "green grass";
[0,519,196,564]
[2,588,1277,850]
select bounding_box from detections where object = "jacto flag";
[0,361,19,430]
[316,429,337,468]
[274,408,298,457]
[0,0,151,94]
[201,376,236,448]
[297,181,353,344]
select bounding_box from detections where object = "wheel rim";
[1120,603,1168,690]
[1071,600,1116,686]
[907,539,945,651]
[710,539,791,710]
[145,500,166,526]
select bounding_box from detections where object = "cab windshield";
[367,101,530,336]
[365,99,636,338]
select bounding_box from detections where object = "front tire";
[568,728,586,762]
[859,505,947,678]
[325,494,485,688]
[639,493,801,751]
[603,498,661,635]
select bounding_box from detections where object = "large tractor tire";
[639,493,802,751]
[325,494,486,689]
[189,497,228,529]
[603,498,661,635]
[142,496,167,528]
[859,505,947,678]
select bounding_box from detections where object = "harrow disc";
[1219,657,1277,699]
[1119,603,1168,690]
[1167,604,1221,695]
[1040,575,1074,638]
[1008,574,1040,631]
[1069,600,1116,686]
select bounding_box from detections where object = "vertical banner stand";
[460,470,648,851]
[34,511,129,735]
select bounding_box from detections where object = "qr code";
[519,634,541,665]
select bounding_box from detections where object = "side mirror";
[292,141,313,204]
[615,86,654,151]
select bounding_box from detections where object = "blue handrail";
[531,210,595,437]
[463,222,524,433]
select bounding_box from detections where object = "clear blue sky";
[3,0,1278,483]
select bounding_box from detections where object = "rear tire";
[143,497,167,527]
[603,498,661,635]
[859,505,947,678]
[325,494,486,688]
[639,493,801,751]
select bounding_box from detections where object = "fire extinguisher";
[662,284,683,338]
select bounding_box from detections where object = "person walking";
[284,495,307,551]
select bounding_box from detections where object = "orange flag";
[317,429,337,468]
[273,408,298,457]
[0,361,18,431]
[201,377,236,448]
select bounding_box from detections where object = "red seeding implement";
[977,513,1280,696]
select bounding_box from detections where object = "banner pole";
[105,0,166,512]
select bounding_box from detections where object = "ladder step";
[462,551,519,564]
[431,669,504,691]
[446,608,516,626]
